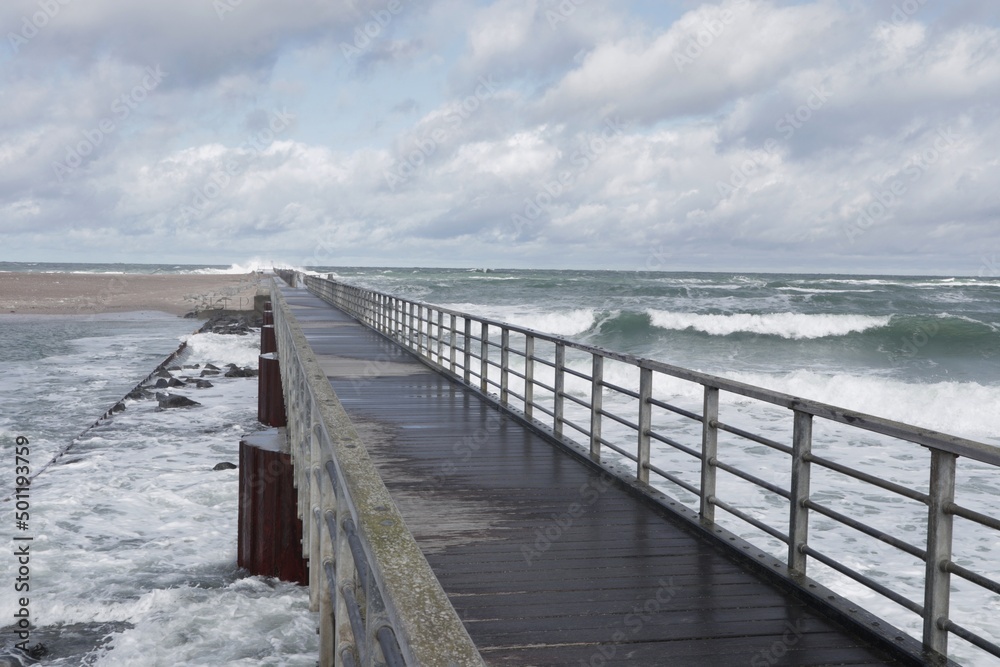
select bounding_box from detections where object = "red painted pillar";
[237,428,307,585]
[261,325,276,354]
[258,353,286,427]
[258,300,284,427]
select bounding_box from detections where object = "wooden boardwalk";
[278,284,909,667]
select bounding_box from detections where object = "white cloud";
[1,0,998,272]
[537,1,841,124]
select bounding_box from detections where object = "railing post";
[788,409,812,575]
[480,322,489,393]
[449,314,457,374]
[416,305,424,355]
[421,305,429,357]
[392,297,400,340]
[500,328,510,404]
[637,367,652,484]
[317,459,335,666]
[399,301,413,348]
[410,303,418,351]
[700,386,719,522]
[524,336,535,419]
[463,318,472,385]
[437,310,445,364]
[923,449,957,658]
[590,355,603,461]
[332,466,354,663]
[308,418,323,610]
[554,343,565,437]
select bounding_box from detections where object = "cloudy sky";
[2,0,998,274]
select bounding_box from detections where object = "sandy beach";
[0,272,265,316]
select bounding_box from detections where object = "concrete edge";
[271,281,486,667]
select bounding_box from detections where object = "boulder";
[157,394,201,409]
[213,462,238,471]
[125,387,146,401]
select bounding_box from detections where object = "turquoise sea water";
[314,267,1000,440]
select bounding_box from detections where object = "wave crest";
[647,311,891,339]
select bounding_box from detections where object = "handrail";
[270,280,485,667]
[296,270,1000,666]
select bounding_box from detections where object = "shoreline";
[0,271,264,317]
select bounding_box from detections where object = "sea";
[1,262,998,666]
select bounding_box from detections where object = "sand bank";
[0,272,264,316]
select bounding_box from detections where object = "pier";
[263,270,1000,666]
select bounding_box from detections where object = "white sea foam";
[185,258,281,275]
[0,328,316,665]
[647,310,892,339]
[726,369,1000,443]
[807,278,996,289]
[183,331,263,368]
[441,302,598,336]
[777,287,878,293]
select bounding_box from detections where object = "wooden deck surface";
[278,285,908,667]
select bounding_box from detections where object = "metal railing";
[270,282,485,667]
[300,272,1000,666]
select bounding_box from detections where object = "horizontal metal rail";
[299,271,1000,666]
